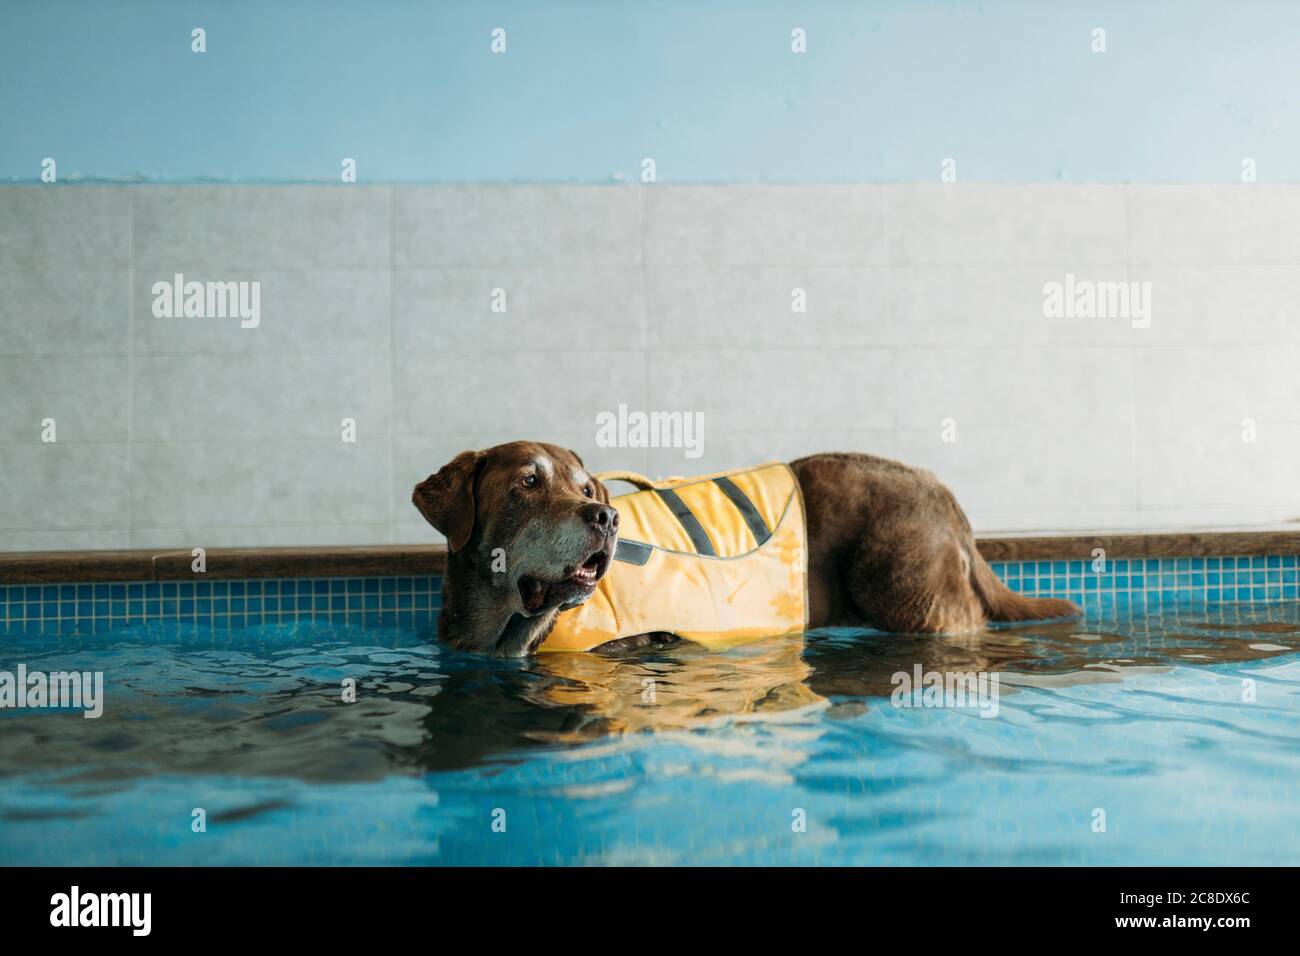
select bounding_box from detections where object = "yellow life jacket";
[539,463,809,653]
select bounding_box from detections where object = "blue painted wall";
[2,0,1298,183]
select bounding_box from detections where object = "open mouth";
[517,547,612,614]
[569,548,607,586]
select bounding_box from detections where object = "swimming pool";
[2,585,1298,866]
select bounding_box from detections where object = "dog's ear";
[412,450,485,552]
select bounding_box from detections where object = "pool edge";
[4,530,1300,584]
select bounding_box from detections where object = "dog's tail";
[970,548,1080,623]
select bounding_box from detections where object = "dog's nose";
[583,503,619,536]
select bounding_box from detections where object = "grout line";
[387,185,396,544]
[1123,189,1142,517]
[126,194,136,551]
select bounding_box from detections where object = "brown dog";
[412,441,1079,656]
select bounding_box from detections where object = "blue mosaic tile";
[1,575,444,632]
[988,553,1300,613]
[2,558,1298,633]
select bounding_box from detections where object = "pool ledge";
[0,545,447,584]
[3,530,1300,584]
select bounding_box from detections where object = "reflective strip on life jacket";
[540,462,808,652]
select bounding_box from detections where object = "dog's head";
[412,441,619,653]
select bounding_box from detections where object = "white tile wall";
[644,186,888,266]
[393,268,645,353]
[644,267,890,349]
[2,183,1298,550]
[131,186,390,271]
[884,185,1128,266]
[1126,186,1300,265]
[393,186,641,268]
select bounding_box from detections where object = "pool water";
[2,604,1299,866]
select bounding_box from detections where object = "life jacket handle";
[594,470,685,491]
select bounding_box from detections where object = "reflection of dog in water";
[397,613,1300,771]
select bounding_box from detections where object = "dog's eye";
[582,484,594,498]
[521,474,538,489]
